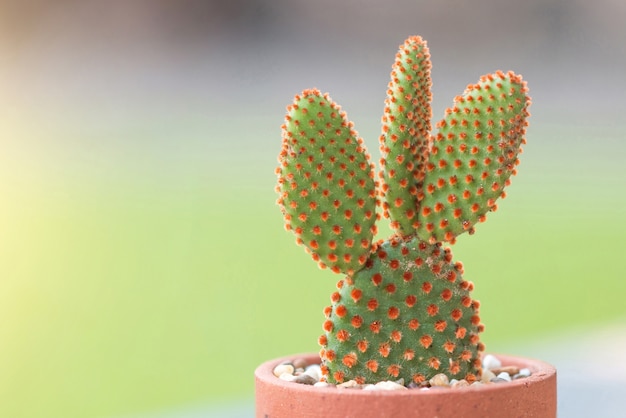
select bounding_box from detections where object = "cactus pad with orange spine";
[320,236,483,384]
[276,89,378,274]
[415,71,530,243]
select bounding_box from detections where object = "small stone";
[482,354,501,370]
[374,380,408,391]
[407,382,420,389]
[313,381,332,388]
[481,369,496,383]
[491,366,519,376]
[362,384,377,391]
[429,373,450,387]
[304,364,322,381]
[451,379,470,389]
[294,374,318,385]
[471,381,484,386]
[279,372,297,382]
[292,358,308,369]
[490,377,508,384]
[273,363,295,377]
[517,368,531,377]
[337,380,361,389]
[496,372,511,382]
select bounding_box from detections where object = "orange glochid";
[388,306,400,320]
[336,329,350,342]
[370,320,381,334]
[342,353,358,368]
[412,373,426,384]
[456,327,467,339]
[451,309,463,321]
[428,357,441,370]
[434,320,447,332]
[443,341,456,353]
[367,299,379,311]
[335,305,347,317]
[351,315,363,328]
[372,273,383,286]
[366,359,379,373]
[387,365,401,378]
[449,361,461,375]
[378,342,391,357]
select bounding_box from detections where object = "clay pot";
[255,353,556,418]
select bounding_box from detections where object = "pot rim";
[255,352,556,398]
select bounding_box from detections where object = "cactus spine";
[276,35,530,385]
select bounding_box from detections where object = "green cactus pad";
[415,71,531,243]
[276,89,378,274]
[379,36,432,236]
[319,236,483,384]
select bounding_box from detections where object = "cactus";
[275,35,530,385]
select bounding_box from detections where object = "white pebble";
[482,354,501,370]
[518,368,531,377]
[480,369,496,383]
[313,381,331,388]
[279,372,297,382]
[337,380,360,388]
[273,363,295,377]
[374,380,408,391]
[362,384,377,391]
[496,372,512,382]
[451,379,470,389]
[304,364,322,381]
[429,373,450,387]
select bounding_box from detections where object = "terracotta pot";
[255,353,556,418]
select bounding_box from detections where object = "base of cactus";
[255,353,556,418]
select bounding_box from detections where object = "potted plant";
[256,35,556,418]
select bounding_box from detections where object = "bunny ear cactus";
[275,35,531,385]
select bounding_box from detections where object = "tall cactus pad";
[415,71,530,243]
[319,237,483,384]
[380,36,432,236]
[276,89,378,274]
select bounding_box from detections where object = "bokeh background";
[1,1,625,417]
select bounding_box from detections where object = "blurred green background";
[1,0,625,417]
